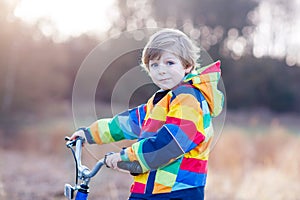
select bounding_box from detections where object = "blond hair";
[141,28,200,71]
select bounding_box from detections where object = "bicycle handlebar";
[65,137,142,179]
[117,161,142,174]
[64,136,143,200]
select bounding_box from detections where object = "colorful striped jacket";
[84,60,224,195]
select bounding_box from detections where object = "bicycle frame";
[64,136,142,200]
[64,137,105,200]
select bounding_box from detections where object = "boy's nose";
[157,64,167,74]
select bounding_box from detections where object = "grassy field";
[0,109,299,199]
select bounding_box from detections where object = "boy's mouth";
[159,78,170,81]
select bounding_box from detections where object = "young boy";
[70,28,224,199]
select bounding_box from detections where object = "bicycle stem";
[64,136,142,200]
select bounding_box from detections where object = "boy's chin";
[156,84,172,90]
[159,86,170,90]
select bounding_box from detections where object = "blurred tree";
[222,57,300,113]
[113,0,258,57]
[1,0,300,131]
[110,0,300,114]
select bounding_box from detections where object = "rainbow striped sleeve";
[85,104,146,144]
[124,86,206,172]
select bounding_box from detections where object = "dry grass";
[0,110,300,199]
[207,119,300,200]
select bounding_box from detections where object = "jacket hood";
[183,60,224,117]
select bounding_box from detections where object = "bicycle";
[64,137,142,200]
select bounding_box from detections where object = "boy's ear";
[185,65,193,74]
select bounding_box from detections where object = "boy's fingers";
[69,130,85,141]
[105,153,121,169]
[69,136,75,140]
[69,135,78,141]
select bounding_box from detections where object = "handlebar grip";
[117,161,143,175]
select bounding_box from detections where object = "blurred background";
[0,0,300,199]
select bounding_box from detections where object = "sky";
[12,0,119,42]
[9,0,300,66]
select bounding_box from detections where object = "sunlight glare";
[14,0,119,42]
[251,0,300,65]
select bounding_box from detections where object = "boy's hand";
[105,153,122,170]
[69,129,85,141]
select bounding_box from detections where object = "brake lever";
[65,136,85,148]
[65,137,77,148]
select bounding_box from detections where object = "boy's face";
[148,51,192,90]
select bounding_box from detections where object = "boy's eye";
[167,61,175,65]
[150,63,158,68]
